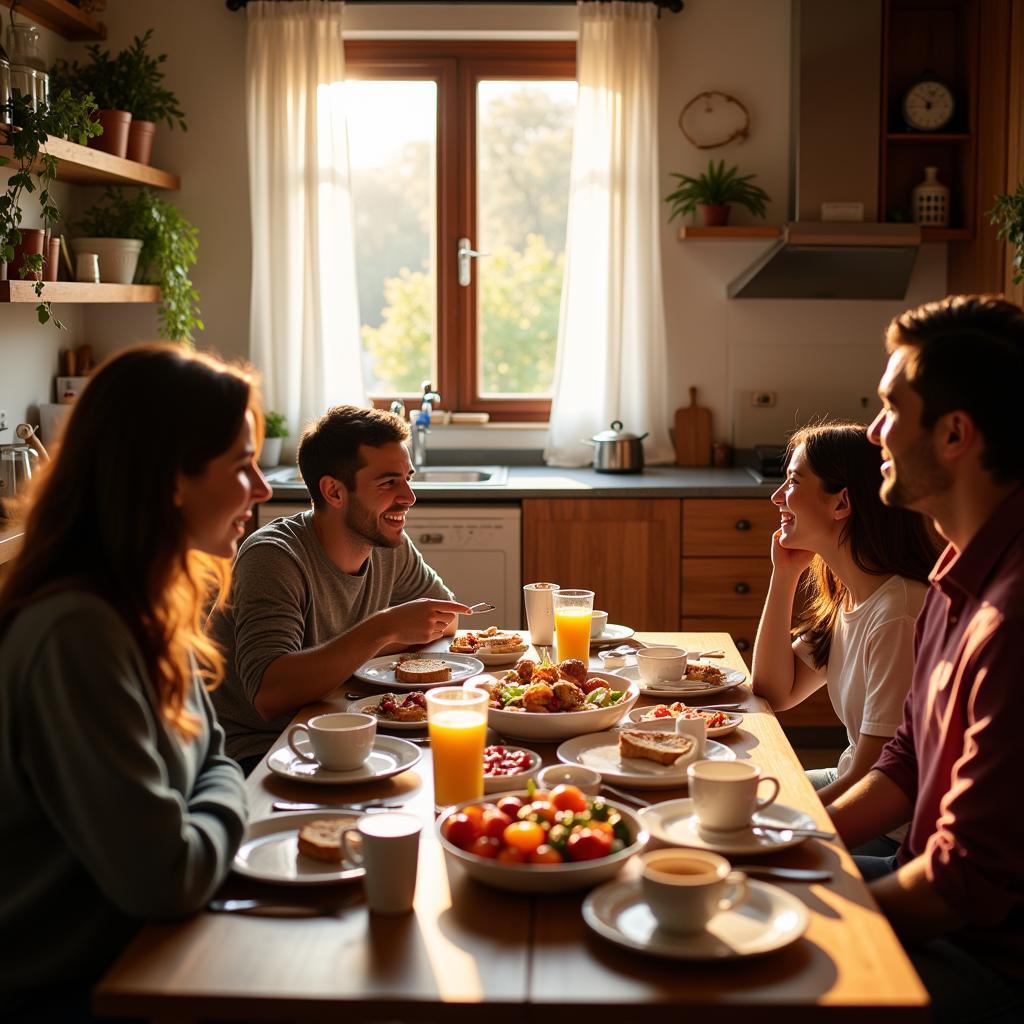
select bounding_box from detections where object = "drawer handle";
[736,638,751,652]
[418,533,444,544]
[734,519,751,531]
[734,581,750,595]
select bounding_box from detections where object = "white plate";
[472,645,530,667]
[267,734,421,786]
[591,624,635,646]
[613,663,747,698]
[638,798,818,855]
[345,694,427,731]
[233,811,365,886]
[627,706,744,738]
[583,877,808,960]
[556,731,735,789]
[354,653,484,689]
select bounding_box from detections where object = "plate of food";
[614,661,747,698]
[483,744,542,793]
[467,659,639,742]
[450,627,529,666]
[627,703,743,737]
[346,692,428,730]
[267,735,421,785]
[556,729,735,789]
[354,653,484,689]
[436,787,648,892]
[233,811,365,885]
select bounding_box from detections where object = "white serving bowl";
[467,671,639,742]
[483,745,542,793]
[437,791,648,892]
[536,763,602,796]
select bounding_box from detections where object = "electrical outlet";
[751,391,777,408]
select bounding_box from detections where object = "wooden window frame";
[346,40,576,422]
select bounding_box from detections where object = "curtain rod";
[226,1,684,12]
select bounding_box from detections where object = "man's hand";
[378,598,472,646]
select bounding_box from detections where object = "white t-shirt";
[796,574,926,777]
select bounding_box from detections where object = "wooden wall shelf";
[0,281,160,303]
[922,227,973,241]
[0,135,179,190]
[885,132,973,143]
[0,0,105,41]
[677,226,782,240]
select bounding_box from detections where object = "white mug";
[589,609,609,638]
[287,712,376,772]
[341,812,422,914]
[640,849,747,934]
[523,582,559,646]
[635,646,693,684]
[674,713,707,756]
[687,760,781,832]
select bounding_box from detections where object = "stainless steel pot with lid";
[582,420,648,474]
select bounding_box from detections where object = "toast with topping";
[395,658,452,684]
[297,819,349,863]
[618,729,694,766]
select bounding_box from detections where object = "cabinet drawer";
[681,617,759,666]
[681,558,771,618]
[682,499,778,557]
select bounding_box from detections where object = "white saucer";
[267,734,421,785]
[627,706,743,737]
[233,811,365,885]
[583,877,808,960]
[345,694,428,732]
[354,653,484,689]
[638,798,818,855]
[556,731,734,789]
[614,663,747,698]
[591,624,635,646]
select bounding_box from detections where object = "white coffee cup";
[635,646,693,684]
[640,849,747,934]
[287,712,376,772]
[589,609,609,638]
[674,713,707,756]
[687,760,781,832]
[341,812,422,914]
[536,763,602,796]
[523,582,559,646]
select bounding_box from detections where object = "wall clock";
[678,91,750,150]
[902,75,955,132]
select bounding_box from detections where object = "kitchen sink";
[263,465,508,487]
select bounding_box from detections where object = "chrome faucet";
[409,381,440,468]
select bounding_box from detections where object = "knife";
[465,602,496,614]
[208,899,330,918]
[271,800,404,812]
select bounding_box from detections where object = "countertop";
[270,465,778,502]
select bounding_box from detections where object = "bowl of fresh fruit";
[437,783,647,892]
[483,744,542,793]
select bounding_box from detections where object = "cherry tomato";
[496,795,524,818]
[461,804,487,829]
[566,827,613,862]
[526,800,558,824]
[587,819,615,838]
[530,789,550,802]
[481,808,512,840]
[528,844,564,864]
[503,820,546,854]
[444,813,481,851]
[580,677,606,694]
[469,836,501,859]
[497,845,527,864]
[550,784,588,814]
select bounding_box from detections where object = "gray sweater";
[209,510,452,761]
[0,590,247,996]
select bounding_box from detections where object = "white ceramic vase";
[71,237,143,284]
[911,167,950,228]
[259,437,283,469]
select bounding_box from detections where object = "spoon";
[731,865,832,883]
[272,799,404,812]
[208,899,334,918]
[601,783,652,808]
[752,825,837,843]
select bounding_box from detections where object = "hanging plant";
[989,180,1024,284]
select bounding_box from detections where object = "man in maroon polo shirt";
[828,295,1023,1022]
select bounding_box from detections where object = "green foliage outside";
[989,180,1024,284]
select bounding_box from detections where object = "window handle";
[457,236,489,287]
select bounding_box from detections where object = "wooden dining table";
[94,632,928,1022]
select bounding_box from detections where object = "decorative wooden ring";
[678,90,751,150]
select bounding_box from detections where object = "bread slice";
[618,729,694,767]
[297,819,349,863]
[685,662,726,683]
[395,658,452,684]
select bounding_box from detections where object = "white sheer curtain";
[246,1,367,450]
[544,1,674,467]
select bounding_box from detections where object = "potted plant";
[990,179,1024,284]
[665,159,771,227]
[76,187,203,342]
[260,412,289,469]
[119,30,187,165]
[51,44,133,158]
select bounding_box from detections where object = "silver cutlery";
[465,601,496,614]
[600,644,726,659]
[752,825,837,843]
[271,800,403,813]
[731,865,833,883]
[601,784,652,808]
[208,899,332,918]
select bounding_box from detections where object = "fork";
[751,825,837,843]
[272,799,404,812]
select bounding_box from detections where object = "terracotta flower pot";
[89,109,132,159]
[699,204,731,227]
[126,119,156,165]
[11,228,45,280]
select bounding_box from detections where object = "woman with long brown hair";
[751,421,936,854]
[0,343,271,1018]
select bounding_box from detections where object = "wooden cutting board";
[674,386,712,466]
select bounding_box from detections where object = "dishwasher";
[258,503,522,629]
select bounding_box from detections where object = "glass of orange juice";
[553,589,595,664]
[425,686,489,810]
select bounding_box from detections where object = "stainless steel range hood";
[729,0,920,300]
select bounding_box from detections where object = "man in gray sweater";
[211,406,469,769]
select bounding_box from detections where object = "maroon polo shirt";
[875,486,1024,980]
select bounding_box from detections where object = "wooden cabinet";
[522,498,680,630]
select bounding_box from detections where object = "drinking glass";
[553,589,594,663]
[426,686,488,809]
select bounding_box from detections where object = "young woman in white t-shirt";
[752,422,936,850]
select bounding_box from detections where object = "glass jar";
[9,63,34,116]
[6,22,46,73]
[0,57,11,126]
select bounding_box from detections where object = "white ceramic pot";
[259,436,283,468]
[71,237,143,285]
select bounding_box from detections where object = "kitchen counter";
[270,465,778,502]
